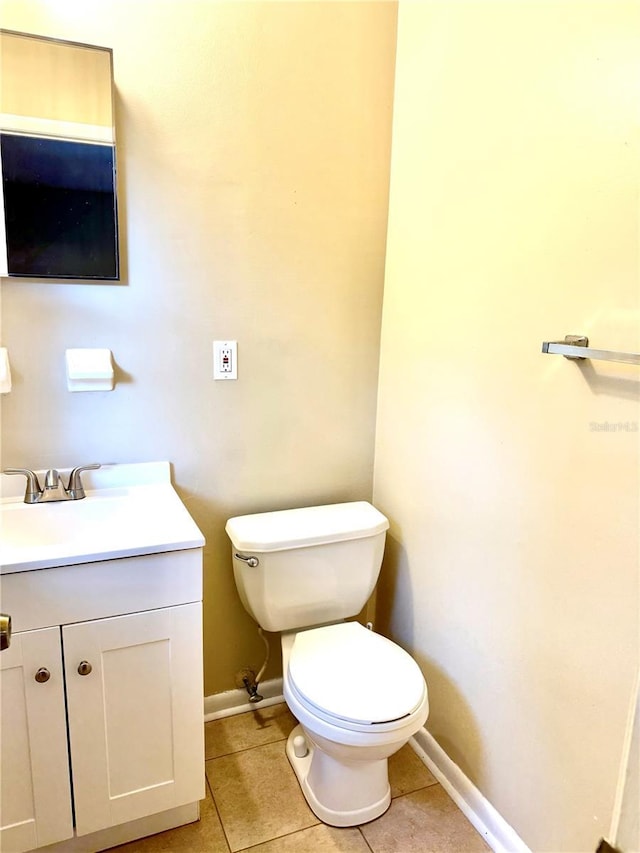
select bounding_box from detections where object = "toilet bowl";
[225,501,429,826]
[281,622,429,826]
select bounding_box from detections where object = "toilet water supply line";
[241,621,374,703]
[243,627,270,703]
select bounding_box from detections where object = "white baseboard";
[204,677,284,721]
[410,728,530,853]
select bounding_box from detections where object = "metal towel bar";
[541,335,640,366]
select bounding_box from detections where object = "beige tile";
[206,740,319,851]
[360,786,490,853]
[206,703,298,759]
[243,823,371,852]
[388,743,438,798]
[112,790,229,852]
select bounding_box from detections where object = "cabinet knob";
[34,667,50,683]
[0,613,11,651]
[77,660,93,676]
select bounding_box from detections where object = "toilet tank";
[225,502,389,632]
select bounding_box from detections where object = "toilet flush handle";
[235,553,259,568]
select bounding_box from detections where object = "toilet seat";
[287,622,426,729]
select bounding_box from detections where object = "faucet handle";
[44,469,61,489]
[3,468,42,503]
[67,463,101,500]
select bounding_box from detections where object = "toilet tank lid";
[225,501,389,552]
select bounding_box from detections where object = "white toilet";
[225,501,429,827]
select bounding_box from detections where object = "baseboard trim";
[410,728,530,853]
[204,677,284,721]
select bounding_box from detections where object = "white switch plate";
[213,340,237,380]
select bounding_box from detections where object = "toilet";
[225,501,429,827]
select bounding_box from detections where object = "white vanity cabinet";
[0,548,205,853]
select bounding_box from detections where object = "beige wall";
[0,0,398,694]
[374,3,639,852]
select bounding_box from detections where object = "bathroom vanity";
[0,463,205,853]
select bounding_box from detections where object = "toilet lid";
[287,622,426,726]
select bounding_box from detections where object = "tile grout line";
[205,766,233,853]
[391,779,440,799]
[204,734,290,762]
[206,736,322,852]
[232,822,323,852]
[357,826,376,853]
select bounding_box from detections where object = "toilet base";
[285,725,391,827]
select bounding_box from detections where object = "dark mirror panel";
[1,30,118,281]
[1,133,118,279]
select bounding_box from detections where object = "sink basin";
[0,462,205,573]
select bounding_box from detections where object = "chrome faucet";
[3,464,101,503]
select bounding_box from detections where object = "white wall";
[0,0,398,694]
[374,3,639,851]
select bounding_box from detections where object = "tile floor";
[115,703,490,853]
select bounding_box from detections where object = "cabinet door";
[63,603,204,837]
[0,627,73,852]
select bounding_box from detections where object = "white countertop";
[0,462,205,574]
